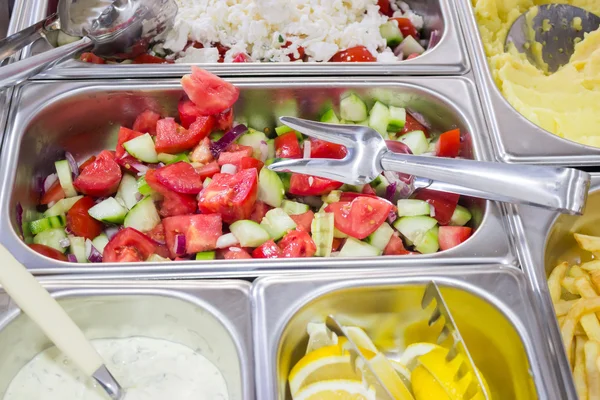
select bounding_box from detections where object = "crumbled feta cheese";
[175,47,220,63]
[405,12,424,30]
[377,49,399,62]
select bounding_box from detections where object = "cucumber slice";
[124,196,160,232]
[195,251,216,260]
[320,109,340,124]
[373,175,390,197]
[116,174,141,210]
[137,176,154,196]
[260,208,297,240]
[450,205,472,227]
[365,222,394,250]
[334,227,348,239]
[123,133,158,163]
[239,130,269,159]
[92,233,109,254]
[266,139,275,159]
[29,214,66,235]
[275,125,294,136]
[393,216,438,243]
[258,167,285,207]
[33,228,68,253]
[380,20,404,48]
[55,159,77,198]
[340,184,365,193]
[397,199,431,217]
[311,212,335,257]
[369,101,390,138]
[388,106,406,132]
[88,197,128,224]
[321,190,342,204]
[157,152,190,164]
[230,220,270,247]
[400,35,425,55]
[282,200,310,215]
[414,226,439,254]
[44,196,83,217]
[147,254,171,262]
[69,236,87,263]
[339,237,382,257]
[340,93,368,122]
[398,130,429,155]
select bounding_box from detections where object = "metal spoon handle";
[380,152,590,215]
[0,13,58,62]
[0,36,92,89]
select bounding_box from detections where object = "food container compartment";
[0,77,512,276]
[0,279,254,399]
[252,265,566,399]
[14,0,469,77]
[456,0,600,166]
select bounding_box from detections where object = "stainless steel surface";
[0,77,514,276]
[92,365,125,400]
[16,0,468,77]
[457,0,600,165]
[0,13,57,62]
[0,279,254,399]
[270,117,591,215]
[505,4,600,73]
[0,0,10,40]
[252,266,562,399]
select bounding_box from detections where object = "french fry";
[563,277,580,295]
[561,297,600,361]
[577,277,600,298]
[549,262,570,302]
[575,233,600,253]
[574,337,588,400]
[579,314,600,342]
[585,341,600,399]
[591,271,600,295]
[555,300,579,317]
[571,265,589,278]
[582,260,600,272]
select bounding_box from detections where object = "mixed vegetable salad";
[21,67,473,263]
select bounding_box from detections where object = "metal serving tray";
[14,0,469,77]
[456,0,600,166]
[0,279,255,399]
[252,265,568,399]
[0,77,514,276]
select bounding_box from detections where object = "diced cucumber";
[321,190,342,204]
[239,130,269,159]
[33,228,68,253]
[340,93,368,122]
[147,254,171,262]
[397,199,431,217]
[400,35,426,56]
[137,176,154,196]
[365,222,394,250]
[450,205,472,227]
[247,114,273,133]
[334,227,348,239]
[69,236,87,263]
[116,174,140,210]
[320,109,340,124]
[275,125,293,136]
[195,251,216,260]
[339,237,382,257]
[398,130,429,155]
[88,197,128,224]
[274,99,299,125]
[44,196,83,217]
[282,200,310,215]
[340,184,365,193]
[311,212,335,257]
[92,233,109,254]
[203,177,212,187]
[260,208,297,240]
[368,101,390,138]
[123,196,160,232]
[28,214,66,235]
[394,216,438,243]
[123,133,158,163]
[380,20,404,48]
[157,152,190,164]
[370,175,384,187]
[266,139,275,159]
[388,106,406,132]
[230,220,270,247]
[258,167,285,207]
[414,226,439,254]
[374,175,390,197]
[55,159,77,198]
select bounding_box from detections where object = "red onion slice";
[43,173,58,193]
[173,233,187,256]
[220,164,237,175]
[105,226,120,240]
[65,152,79,178]
[216,233,239,249]
[67,254,78,263]
[210,124,248,158]
[428,30,441,50]
[130,163,150,174]
[387,209,398,224]
[384,181,397,202]
[86,239,103,263]
[59,238,71,248]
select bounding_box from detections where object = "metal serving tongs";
[268,117,591,215]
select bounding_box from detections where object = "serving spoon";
[0,244,125,399]
[505,4,600,73]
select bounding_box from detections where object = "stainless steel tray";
[456,0,600,166]
[13,0,469,77]
[252,265,568,399]
[0,279,255,399]
[0,77,515,276]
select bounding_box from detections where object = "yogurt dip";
[3,337,229,400]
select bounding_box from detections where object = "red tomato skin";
[218,146,254,167]
[331,238,344,252]
[197,169,258,224]
[239,157,264,172]
[378,0,393,16]
[383,233,411,256]
[339,192,379,202]
[216,109,234,132]
[288,174,343,196]
[290,211,314,233]
[190,137,214,164]
[219,247,253,259]
[145,169,198,217]
[155,162,204,194]
[116,127,144,159]
[195,161,220,180]
[310,138,347,159]
[163,214,222,257]
[146,222,166,244]
[279,230,317,258]
[181,66,240,115]
[130,111,159,137]
[103,228,157,263]
[252,240,282,258]
[155,117,215,154]
[133,54,171,64]
[330,46,376,62]
[436,129,461,158]
[66,196,103,240]
[178,98,204,129]
[40,180,66,205]
[390,18,419,39]
[413,189,459,226]
[401,113,429,137]
[74,150,122,197]
[274,132,303,159]
[438,226,473,251]
[232,53,251,62]
[79,156,96,171]
[362,184,377,195]
[406,53,420,60]
[29,244,68,261]
[326,197,393,239]
[250,201,272,223]
[80,52,105,64]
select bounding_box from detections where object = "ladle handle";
[0,244,103,376]
[0,36,92,89]
[0,13,59,62]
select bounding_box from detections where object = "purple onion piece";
[135,192,144,202]
[210,124,248,158]
[43,174,58,193]
[67,254,78,263]
[65,226,73,235]
[387,209,398,224]
[88,246,103,263]
[384,182,397,202]
[428,30,441,50]
[16,203,23,237]
[65,152,79,178]
[174,233,186,256]
[105,226,120,240]
[130,163,150,174]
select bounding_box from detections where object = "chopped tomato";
[310,138,347,159]
[406,53,420,60]
[197,169,258,224]
[162,214,222,257]
[218,146,254,166]
[181,66,240,115]
[218,247,253,259]
[79,156,96,171]
[133,54,171,64]
[155,162,204,194]
[250,201,271,223]
[145,169,198,217]
[132,110,161,135]
[216,109,234,131]
[178,98,203,129]
[401,113,429,137]
[283,41,306,61]
[232,53,251,62]
[279,230,317,258]
[435,129,461,158]
[362,184,377,195]
[390,18,419,39]
[146,222,166,244]
[195,161,220,180]
[103,228,157,262]
[290,211,314,233]
[239,157,264,172]
[74,150,122,197]
[330,46,376,62]
[414,189,459,226]
[40,180,65,205]
[190,137,214,164]
[252,240,282,258]
[331,238,344,252]
[377,0,393,16]
[29,243,68,261]
[289,174,343,196]
[438,226,473,251]
[339,192,379,202]
[115,126,144,159]
[66,196,103,240]
[80,52,105,64]
[275,132,302,159]
[155,116,215,154]
[326,196,393,239]
[383,233,411,256]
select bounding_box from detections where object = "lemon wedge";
[306,322,338,354]
[389,359,412,382]
[366,353,415,400]
[411,365,451,400]
[344,326,379,354]
[398,342,438,369]
[293,380,376,400]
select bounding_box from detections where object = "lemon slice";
[293,379,376,400]
[398,342,438,369]
[389,359,412,382]
[411,365,451,400]
[366,352,415,400]
[306,322,338,354]
[344,326,379,354]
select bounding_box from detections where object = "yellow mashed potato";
[472,0,600,147]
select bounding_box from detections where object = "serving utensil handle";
[0,13,58,62]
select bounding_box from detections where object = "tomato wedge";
[390,18,419,39]
[279,230,317,258]
[195,161,220,180]
[435,129,461,158]
[377,0,393,16]
[239,157,264,172]
[325,196,393,239]
[438,226,473,251]
[383,233,411,256]
[162,214,222,257]
[66,196,103,240]
[178,98,204,129]
[79,156,96,171]
[401,113,429,137]
[132,110,161,135]
[250,200,271,223]
[339,192,379,202]
[145,169,198,217]
[155,116,215,154]
[29,243,68,261]
[218,247,253,259]
[197,169,258,224]
[252,240,282,258]
[413,189,459,226]
[73,150,122,197]
[288,174,343,196]
[155,162,204,194]
[218,146,254,167]
[80,52,105,64]
[290,211,314,233]
[275,132,302,159]
[310,138,347,159]
[103,228,157,263]
[40,180,65,205]
[330,46,376,62]
[181,66,240,115]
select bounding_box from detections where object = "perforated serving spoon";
[268,117,590,215]
[0,244,125,399]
